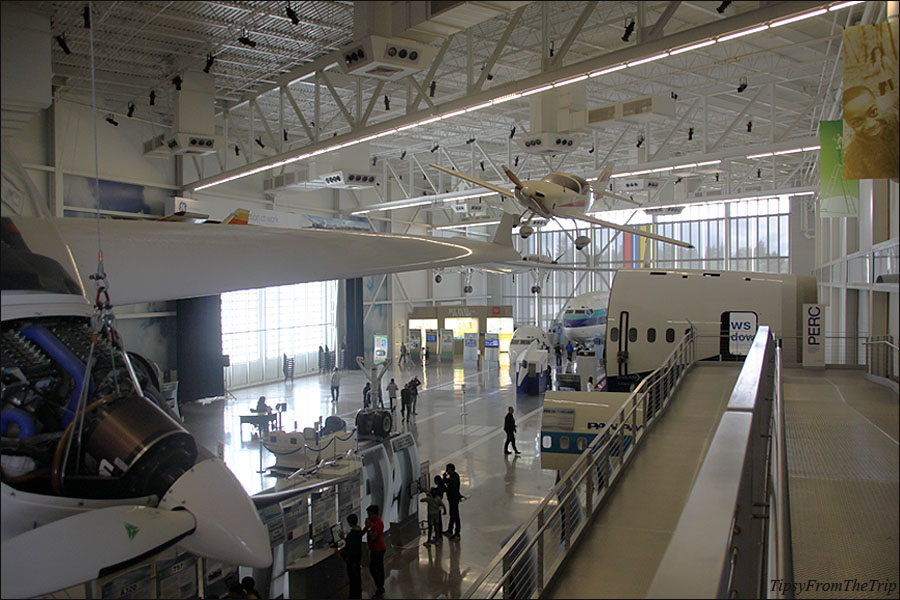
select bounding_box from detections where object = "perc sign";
[803,304,825,368]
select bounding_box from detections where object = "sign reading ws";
[728,311,758,356]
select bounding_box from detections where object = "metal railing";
[647,327,793,598]
[463,328,697,599]
[864,336,898,382]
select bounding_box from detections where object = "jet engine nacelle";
[519,224,534,239]
[575,235,591,250]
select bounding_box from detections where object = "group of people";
[398,376,421,420]
[553,341,575,367]
[224,576,261,599]
[419,463,464,545]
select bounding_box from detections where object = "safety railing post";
[536,507,544,595]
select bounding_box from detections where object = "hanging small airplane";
[429,162,694,249]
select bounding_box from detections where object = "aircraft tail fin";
[491,212,516,247]
[222,209,250,225]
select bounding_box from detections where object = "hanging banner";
[819,120,859,217]
[841,21,899,180]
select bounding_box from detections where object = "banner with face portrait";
[841,21,899,180]
[819,120,859,217]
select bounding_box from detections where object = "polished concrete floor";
[181,357,561,599]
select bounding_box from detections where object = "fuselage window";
[576,437,587,451]
[290,437,297,444]
[647,328,656,342]
[609,327,620,342]
[542,435,552,449]
[666,328,675,343]
[560,436,570,450]
[629,328,638,343]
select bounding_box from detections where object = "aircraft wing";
[43,212,521,305]
[592,187,641,206]
[429,164,516,199]
[552,208,694,248]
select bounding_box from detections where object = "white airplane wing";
[40,212,520,305]
[429,163,516,199]
[552,209,694,248]
[592,187,641,206]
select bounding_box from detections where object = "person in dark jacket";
[442,463,463,540]
[400,383,411,421]
[409,376,421,416]
[340,513,364,599]
[504,406,520,455]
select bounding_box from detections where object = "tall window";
[222,280,337,368]
[506,196,792,330]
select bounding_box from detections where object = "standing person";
[339,513,364,599]
[386,378,398,413]
[565,341,574,364]
[363,505,386,599]
[324,344,330,370]
[409,376,421,416]
[420,488,446,546]
[362,382,372,408]
[504,406,521,455]
[400,383,411,421]
[330,368,341,403]
[554,343,563,367]
[442,463,463,540]
[424,346,430,364]
[319,345,325,373]
[399,342,408,368]
[241,576,261,600]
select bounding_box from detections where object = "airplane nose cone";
[159,457,272,568]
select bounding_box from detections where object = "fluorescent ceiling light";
[553,74,589,87]
[418,116,443,126]
[695,160,721,167]
[466,101,493,112]
[627,52,669,67]
[717,24,769,42]
[521,84,553,97]
[441,108,467,119]
[769,8,827,27]
[590,64,627,77]
[829,1,864,11]
[802,145,821,152]
[747,152,773,159]
[773,147,805,155]
[492,93,522,105]
[669,39,716,56]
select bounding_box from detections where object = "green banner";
[819,120,859,217]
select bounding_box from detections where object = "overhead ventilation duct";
[390,1,532,43]
[516,132,583,156]
[521,80,585,155]
[144,71,222,158]
[337,35,438,81]
[321,170,380,189]
[588,95,675,127]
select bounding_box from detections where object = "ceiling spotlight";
[235,145,240,156]
[670,91,678,100]
[549,41,555,57]
[636,134,644,148]
[737,76,748,93]
[400,150,406,160]
[383,95,390,110]
[255,137,265,148]
[466,137,475,144]
[204,53,214,73]
[675,177,683,184]
[509,126,516,139]
[55,34,71,55]
[482,65,493,81]
[286,4,300,26]
[588,145,595,154]
[283,129,288,141]
[127,102,135,118]
[688,127,694,140]
[715,172,720,182]
[430,144,439,153]
[622,19,636,42]
[172,75,182,91]
[716,1,732,14]
[82,5,91,29]
[429,80,436,98]
[149,90,156,105]
[480,161,485,171]
[105,114,118,126]
[514,156,519,167]
[372,157,378,166]
[757,168,761,178]
[746,120,752,132]
[238,32,257,48]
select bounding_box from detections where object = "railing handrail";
[862,339,900,351]
[463,328,698,599]
[769,344,795,599]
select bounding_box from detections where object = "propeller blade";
[1,505,195,599]
[502,165,524,189]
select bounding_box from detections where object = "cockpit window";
[544,173,583,194]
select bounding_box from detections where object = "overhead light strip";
[191,3,848,191]
[433,219,502,230]
[351,191,501,216]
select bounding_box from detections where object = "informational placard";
[463,333,479,362]
[311,487,337,548]
[484,333,500,364]
[728,311,758,356]
[281,493,310,566]
[100,563,155,599]
[802,304,826,368]
[408,329,421,361]
[258,502,286,547]
[155,552,197,599]
[419,460,430,494]
[542,407,575,431]
[373,334,388,364]
[338,473,362,524]
[439,329,454,360]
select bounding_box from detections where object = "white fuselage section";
[562,291,609,344]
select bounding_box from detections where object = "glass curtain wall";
[221,280,338,388]
[505,196,791,331]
